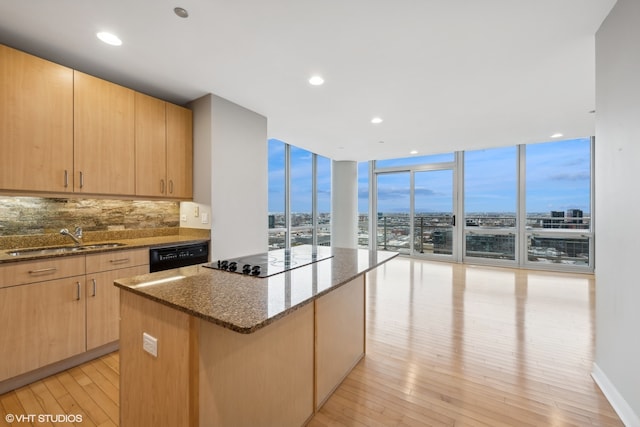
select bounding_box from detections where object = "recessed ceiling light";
[97,32,122,46]
[371,117,383,124]
[551,133,563,138]
[174,7,189,18]
[309,75,324,86]
[378,140,385,144]
[410,150,419,155]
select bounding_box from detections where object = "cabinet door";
[86,265,148,350]
[0,44,73,192]
[135,92,167,197]
[74,71,135,195]
[0,278,86,382]
[166,103,193,199]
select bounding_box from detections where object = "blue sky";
[268,140,331,213]
[270,137,591,215]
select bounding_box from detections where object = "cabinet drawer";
[86,248,148,273]
[0,256,85,288]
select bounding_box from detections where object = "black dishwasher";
[149,242,209,272]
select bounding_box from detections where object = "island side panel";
[198,303,314,427]
[119,291,196,427]
[315,275,366,409]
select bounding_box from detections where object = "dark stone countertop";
[0,233,210,264]
[114,246,397,334]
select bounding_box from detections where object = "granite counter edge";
[115,251,398,335]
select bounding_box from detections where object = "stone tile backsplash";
[0,197,179,236]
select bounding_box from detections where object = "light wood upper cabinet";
[1,44,192,198]
[0,44,74,193]
[166,103,193,199]
[135,94,193,199]
[135,92,167,197]
[74,71,135,195]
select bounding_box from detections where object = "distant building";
[543,211,565,228]
[566,209,584,225]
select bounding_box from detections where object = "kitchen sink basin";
[7,243,126,257]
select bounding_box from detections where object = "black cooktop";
[203,247,333,278]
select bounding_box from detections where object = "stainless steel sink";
[7,243,126,257]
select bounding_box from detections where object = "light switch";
[194,205,199,217]
[143,332,158,357]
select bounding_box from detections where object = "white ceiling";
[0,0,616,161]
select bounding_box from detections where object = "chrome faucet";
[60,226,83,246]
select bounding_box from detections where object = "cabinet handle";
[109,258,130,264]
[28,267,57,275]
[169,180,174,194]
[160,179,165,194]
[92,278,97,297]
[64,170,69,188]
[76,282,81,301]
[79,171,84,189]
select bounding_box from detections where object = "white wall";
[190,94,268,260]
[181,95,213,231]
[594,0,640,425]
[331,161,358,248]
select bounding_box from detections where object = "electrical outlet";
[143,332,158,357]
[181,214,187,222]
[201,213,209,224]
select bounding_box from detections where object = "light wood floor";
[0,258,623,426]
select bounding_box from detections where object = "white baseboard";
[592,362,640,427]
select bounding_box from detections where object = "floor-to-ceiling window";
[267,139,331,249]
[316,155,332,246]
[376,172,411,254]
[524,138,592,267]
[357,162,370,249]
[414,168,454,257]
[369,138,594,272]
[464,146,518,263]
[268,139,286,249]
[290,146,313,246]
[374,153,456,257]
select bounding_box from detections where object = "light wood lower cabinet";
[85,248,149,350]
[0,248,149,384]
[0,276,86,382]
[86,265,148,350]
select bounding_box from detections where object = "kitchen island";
[114,245,397,427]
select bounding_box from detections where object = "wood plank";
[42,374,96,427]
[308,258,623,427]
[56,371,111,426]
[27,381,72,426]
[0,259,625,427]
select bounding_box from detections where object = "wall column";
[331,161,358,249]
